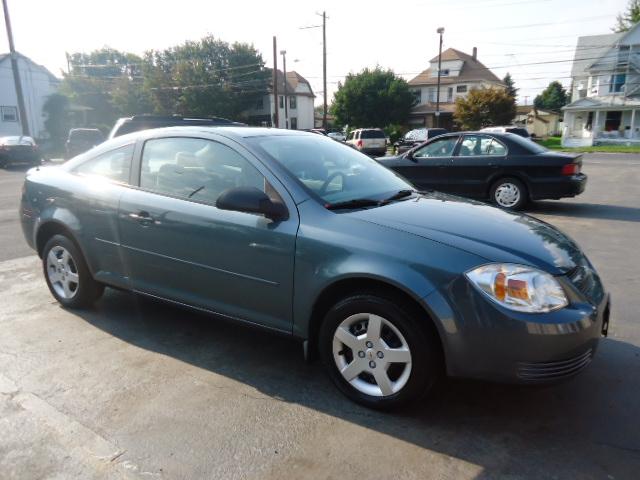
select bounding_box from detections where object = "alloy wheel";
[46,245,79,299]
[332,313,412,397]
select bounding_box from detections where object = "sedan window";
[413,137,458,158]
[74,144,134,184]
[458,135,507,156]
[140,137,269,206]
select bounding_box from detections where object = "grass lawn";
[538,136,640,153]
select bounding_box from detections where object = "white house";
[408,48,505,130]
[244,69,315,130]
[562,24,640,146]
[0,52,60,139]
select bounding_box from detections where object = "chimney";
[472,47,477,60]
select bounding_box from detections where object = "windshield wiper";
[379,189,415,205]
[325,198,381,210]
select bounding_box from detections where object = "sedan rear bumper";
[530,173,587,200]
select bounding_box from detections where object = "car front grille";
[517,349,593,381]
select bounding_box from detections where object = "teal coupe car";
[20,127,609,409]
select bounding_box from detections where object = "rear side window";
[458,135,507,156]
[139,137,267,206]
[361,130,385,139]
[74,144,134,184]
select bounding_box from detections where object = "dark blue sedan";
[20,127,609,409]
[379,132,587,210]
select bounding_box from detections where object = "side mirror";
[216,187,288,221]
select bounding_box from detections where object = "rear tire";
[319,292,442,410]
[42,234,104,309]
[490,177,527,210]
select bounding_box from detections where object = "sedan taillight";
[562,163,580,175]
[356,139,363,148]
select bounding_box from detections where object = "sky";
[0,0,631,105]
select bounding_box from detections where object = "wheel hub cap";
[332,313,412,397]
[46,245,79,300]
[495,183,520,207]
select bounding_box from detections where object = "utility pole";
[300,13,328,129]
[322,11,327,130]
[272,36,279,128]
[2,0,29,136]
[280,50,289,129]
[435,27,444,129]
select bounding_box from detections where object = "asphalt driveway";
[0,154,639,479]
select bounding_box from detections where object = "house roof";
[563,96,640,110]
[570,33,625,77]
[0,51,59,83]
[267,69,315,98]
[410,48,503,86]
[409,102,457,114]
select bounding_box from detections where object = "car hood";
[350,192,584,274]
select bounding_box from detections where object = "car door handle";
[129,210,154,225]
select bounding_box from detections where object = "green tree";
[503,72,518,99]
[61,47,148,126]
[533,81,568,111]
[454,87,516,130]
[330,67,416,128]
[143,36,270,119]
[42,93,70,153]
[614,0,640,32]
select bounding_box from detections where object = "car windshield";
[71,130,103,142]
[360,130,385,139]
[507,133,548,153]
[248,135,412,206]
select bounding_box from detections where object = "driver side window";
[413,137,458,158]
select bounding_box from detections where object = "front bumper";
[426,268,609,384]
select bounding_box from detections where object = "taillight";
[356,139,363,148]
[562,163,580,175]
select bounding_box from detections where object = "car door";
[449,134,508,198]
[392,135,459,192]
[118,134,299,332]
[67,142,136,289]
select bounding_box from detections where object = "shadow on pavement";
[73,289,640,479]
[527,200,640,223]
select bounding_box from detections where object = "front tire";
[42,234,104,308]
[319,293,441,410]
[490,177,527,210]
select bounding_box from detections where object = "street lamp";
[435,27,444,128]
[280,49,289,129]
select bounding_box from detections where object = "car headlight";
[465,264,568,313]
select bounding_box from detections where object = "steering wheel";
[319,171,346,195]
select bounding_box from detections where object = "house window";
[605,111,622,131]
[255,97,264,110]
[456,85,467,93]
[279,96,284,108]
[428,87,437,102]
[447,87,453,102]
[609,74,626,93]
[412,89,421,104]
[290,117,297,130]
[440,69,450,76]
[289,96,297,109]
[1,106,18,122]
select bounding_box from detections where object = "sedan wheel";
[491,177,527,210]
[46,245,80,300]
[42,234,104,308]
[320,293,441,410]
[333,313,412,397]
